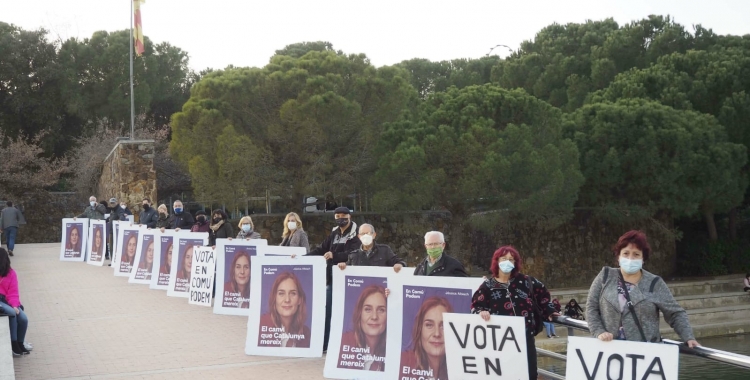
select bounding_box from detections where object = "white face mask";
[120,204,127,209]
[360,234,374,246]
[287,221,297,231]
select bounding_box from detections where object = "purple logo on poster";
[120,230,139,273]
[257,264,314,348]
[221,245,257,309]
[90,225,104,262]
[398,286,473,380]
[134,234,155,280]
[174,238,203,292]
[64,223,83,258]
[336,276,388,371]
[158,236,174,285]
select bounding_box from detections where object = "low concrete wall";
[0,316,15,379]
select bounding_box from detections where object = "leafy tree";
[170,47,418,210]
[396,56,500,99]
[275,41,335,58]
[373,85,584,263]
[0,131,68,201]
[566,99,747,240]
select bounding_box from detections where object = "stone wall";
[15,192,83,244]
[98,140,157,222]
[248,211,675,288]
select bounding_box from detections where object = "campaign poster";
[566,336,679,380]
[245,255,326,358]
[213,238,268,316]
[188,246,216,307]
[86,220,107,266]
[324,266,401,380]
[114,227,141,277]
[384,276,484,380]
[256,245,305,257]
[167,232,208,298]
[150,231,177,290]
[444,313,528,380]
[128,231,157,284]
[60,218,88,262]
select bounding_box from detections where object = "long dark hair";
[0,248,11,277]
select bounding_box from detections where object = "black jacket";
[209,222,234,246]
[139,208,159,228]
[308,222,361,285]
[156,214,170,229]
[414,253,469,277]
[168,211,195,230]
[347,244,406,267]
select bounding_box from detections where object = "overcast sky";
[5,0,750,71]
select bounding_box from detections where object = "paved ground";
[10,243,326,380]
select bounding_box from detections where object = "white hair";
[360,223,375,234]
[424,231,445,243]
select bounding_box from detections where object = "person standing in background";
[0,201,25,257]
[78,196,107,220]
[167,200,194,230]
[138,198,158,229]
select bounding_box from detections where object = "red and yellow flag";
[133,0,145,56]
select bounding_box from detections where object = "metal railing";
[536,316,750,379]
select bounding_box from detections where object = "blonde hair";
[157,204,168,214]
[282,212,303,238]
[238,216,254,229]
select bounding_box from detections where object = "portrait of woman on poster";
[176,245,195,281]
[400,296,453,380]
[138,240,155,277]
[159,242,173,278]
[91,226,104,259]
[223,251,251,308]
[338,285,387,371]
[258,272,311,348]
[121,234,137,267]
[66,225,82,256]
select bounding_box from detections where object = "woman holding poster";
[471,245,558,380]
[65,225,82,256]
[223,251,251,308]
[258,272,311,348]
[137,240,155,279]
[338,285,387,371]
[400,296,453,380]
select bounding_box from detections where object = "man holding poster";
[338,223,405,272]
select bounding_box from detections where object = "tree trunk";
[728,207,738,241]
[703,205,718,241]
[447,211,470,273]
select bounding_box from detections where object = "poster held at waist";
[213,238,268,316]
[86,220,107,266]
[443,313,528,380]
[565,336,679,380]
[188,246,216,307]
[245,255,325,358]
[128,230,157,284]
[384,275,484,380]
[114,225,146,277]
[60,218,88,262]
[166,232,209,298]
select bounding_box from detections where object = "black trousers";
[527,334,538,379]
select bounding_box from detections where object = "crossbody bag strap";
[618,271,647,342]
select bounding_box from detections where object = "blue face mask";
[174,207,183,214]
[242,225,252,233]
[498,261,515,274]
[619,257,643,274]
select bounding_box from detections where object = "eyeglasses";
[425,242,443,248]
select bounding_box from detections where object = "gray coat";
[78,204,107,220]
[586,267,695,343]
[280,229,309,253]
[0,207,24,229]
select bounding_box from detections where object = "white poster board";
[324,266,411,379]
[245,255,326,358]
[126,214,135,224]
[213,238,268,316]
[60,218,88,262]
[257,245,306,257]
[384,275,484,380]
[167,232,209,298]
[111,220,123,264]
[188,246,217,307]
[114,225,145,277]
[149,230,179,290]
[444,313,528,380]
[128,230,157,284]
[86,220,107,266]
[566,336,679,380]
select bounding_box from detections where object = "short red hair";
[490,245,522,277]
[612,230,651,262]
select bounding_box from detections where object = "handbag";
[618,271,648,342]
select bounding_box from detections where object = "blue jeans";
[544,321,556,336]
[3,226,17,252]
[0,302,28,342]
[324,284,332,351]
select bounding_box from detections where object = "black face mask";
[142,204,150,210]
[197,216,206,223]
[335,218,349,227]
[213,217,221,223]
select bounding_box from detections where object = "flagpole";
[129,0,135,140]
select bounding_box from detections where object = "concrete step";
[660,320,750,340]
[675,292,750,310]
[659,304,750,327]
